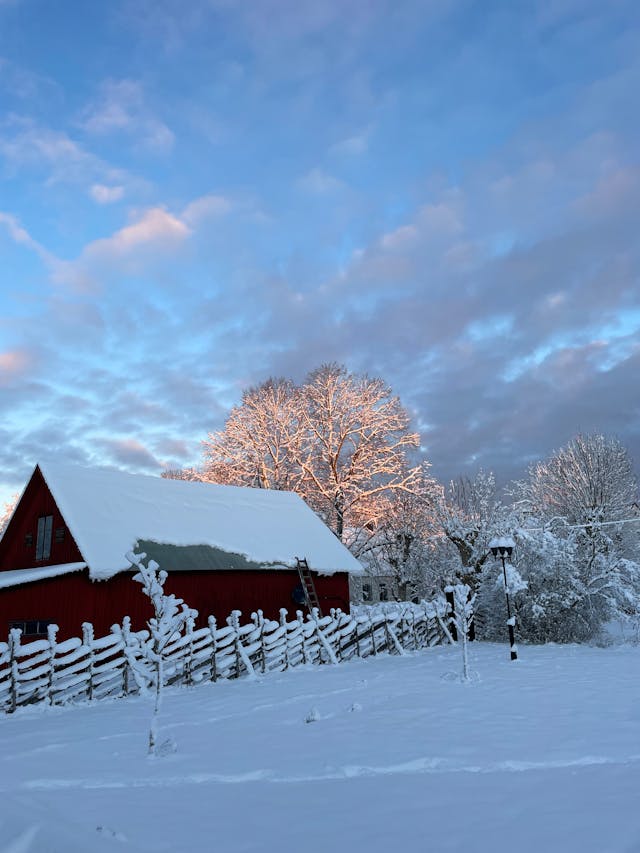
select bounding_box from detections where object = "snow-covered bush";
[474,524,640,644]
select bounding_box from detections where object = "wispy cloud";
[0,117,136,192]
[89,183,125,204]
[0,57,59,101]
[0,211,55,263]
[80,78,175,152]
[329,127,371,156]
[182,193,232,226]
[297,167,345,194]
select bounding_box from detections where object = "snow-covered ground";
[1,642,639,853]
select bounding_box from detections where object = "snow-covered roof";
[0,562,86,590]
[37,463,363,581]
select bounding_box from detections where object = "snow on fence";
[0,600,451,713]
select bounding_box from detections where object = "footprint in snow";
[96,825,128,842]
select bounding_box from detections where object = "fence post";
[208,616,218,682]
[279,608,289,671]
[434,598,455,645]
[333,609,343,662]
[370,612,378,656]
[184,614,195,687]
[383,607,392,653]
[254,610,266,675]
[296,610,307,664]
[47,623,58,706]
[8,627,21,713]
[312,609,338,666]
[82,622,94,701]
[398,609,406,648]
[229,611,242,679]
[120,617,131,695]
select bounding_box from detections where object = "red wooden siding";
[0,467,83,572]
[0,569,351,640]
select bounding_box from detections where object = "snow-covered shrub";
[474,525,640,644]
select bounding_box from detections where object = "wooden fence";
[0,600,452,713]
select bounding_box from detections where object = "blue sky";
[1,0,639,504]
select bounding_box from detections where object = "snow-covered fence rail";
[0,599,450,713]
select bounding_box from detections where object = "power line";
[520,515,640,534]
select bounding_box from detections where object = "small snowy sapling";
[453,583,476,681]
[126,550,198,756]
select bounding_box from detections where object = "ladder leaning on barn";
[295,557,322,617]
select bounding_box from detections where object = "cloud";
[95,437,162,471]
[1,0,639,507]
[93,207,190,254]
[0,211,54,263]
[50,207,190,292]
[329,127,370,156]
[80,79,175,152]
[229,107,640,484]
[89,184,125,204]
[0,349,35,385]
[182,194,232,226]
[0,57,59,101]
[0,117,137,192]
[380,224,419,251]
[573,166,640,220]
[297,167,345,194]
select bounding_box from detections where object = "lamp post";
[489,536,517,661]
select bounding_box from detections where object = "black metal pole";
[500,554,517,661]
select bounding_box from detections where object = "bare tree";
[357,463,442,599]
[298,364,421,539]
[506,435,640,642]
[437,471,506,586]
[202,378,302,491]
[161,468,202,482]
[0,495,17,540]
[200,365,424,544]
[520,433,638,525]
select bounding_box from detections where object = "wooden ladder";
[296,557,322,617]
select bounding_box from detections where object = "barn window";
[362,583,371,602]
[378,582,389,602]
[24,532,33,547]
[9,619,52,637]
[55,526,65,543]
[35,515,53,561]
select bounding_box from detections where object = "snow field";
[1,642,639,853]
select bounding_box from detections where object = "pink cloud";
[0,349,34,385]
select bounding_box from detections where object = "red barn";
[0,464,362,640]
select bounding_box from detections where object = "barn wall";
[166,569,351,626]
[0,569,352,640]
[0,467,84,572]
